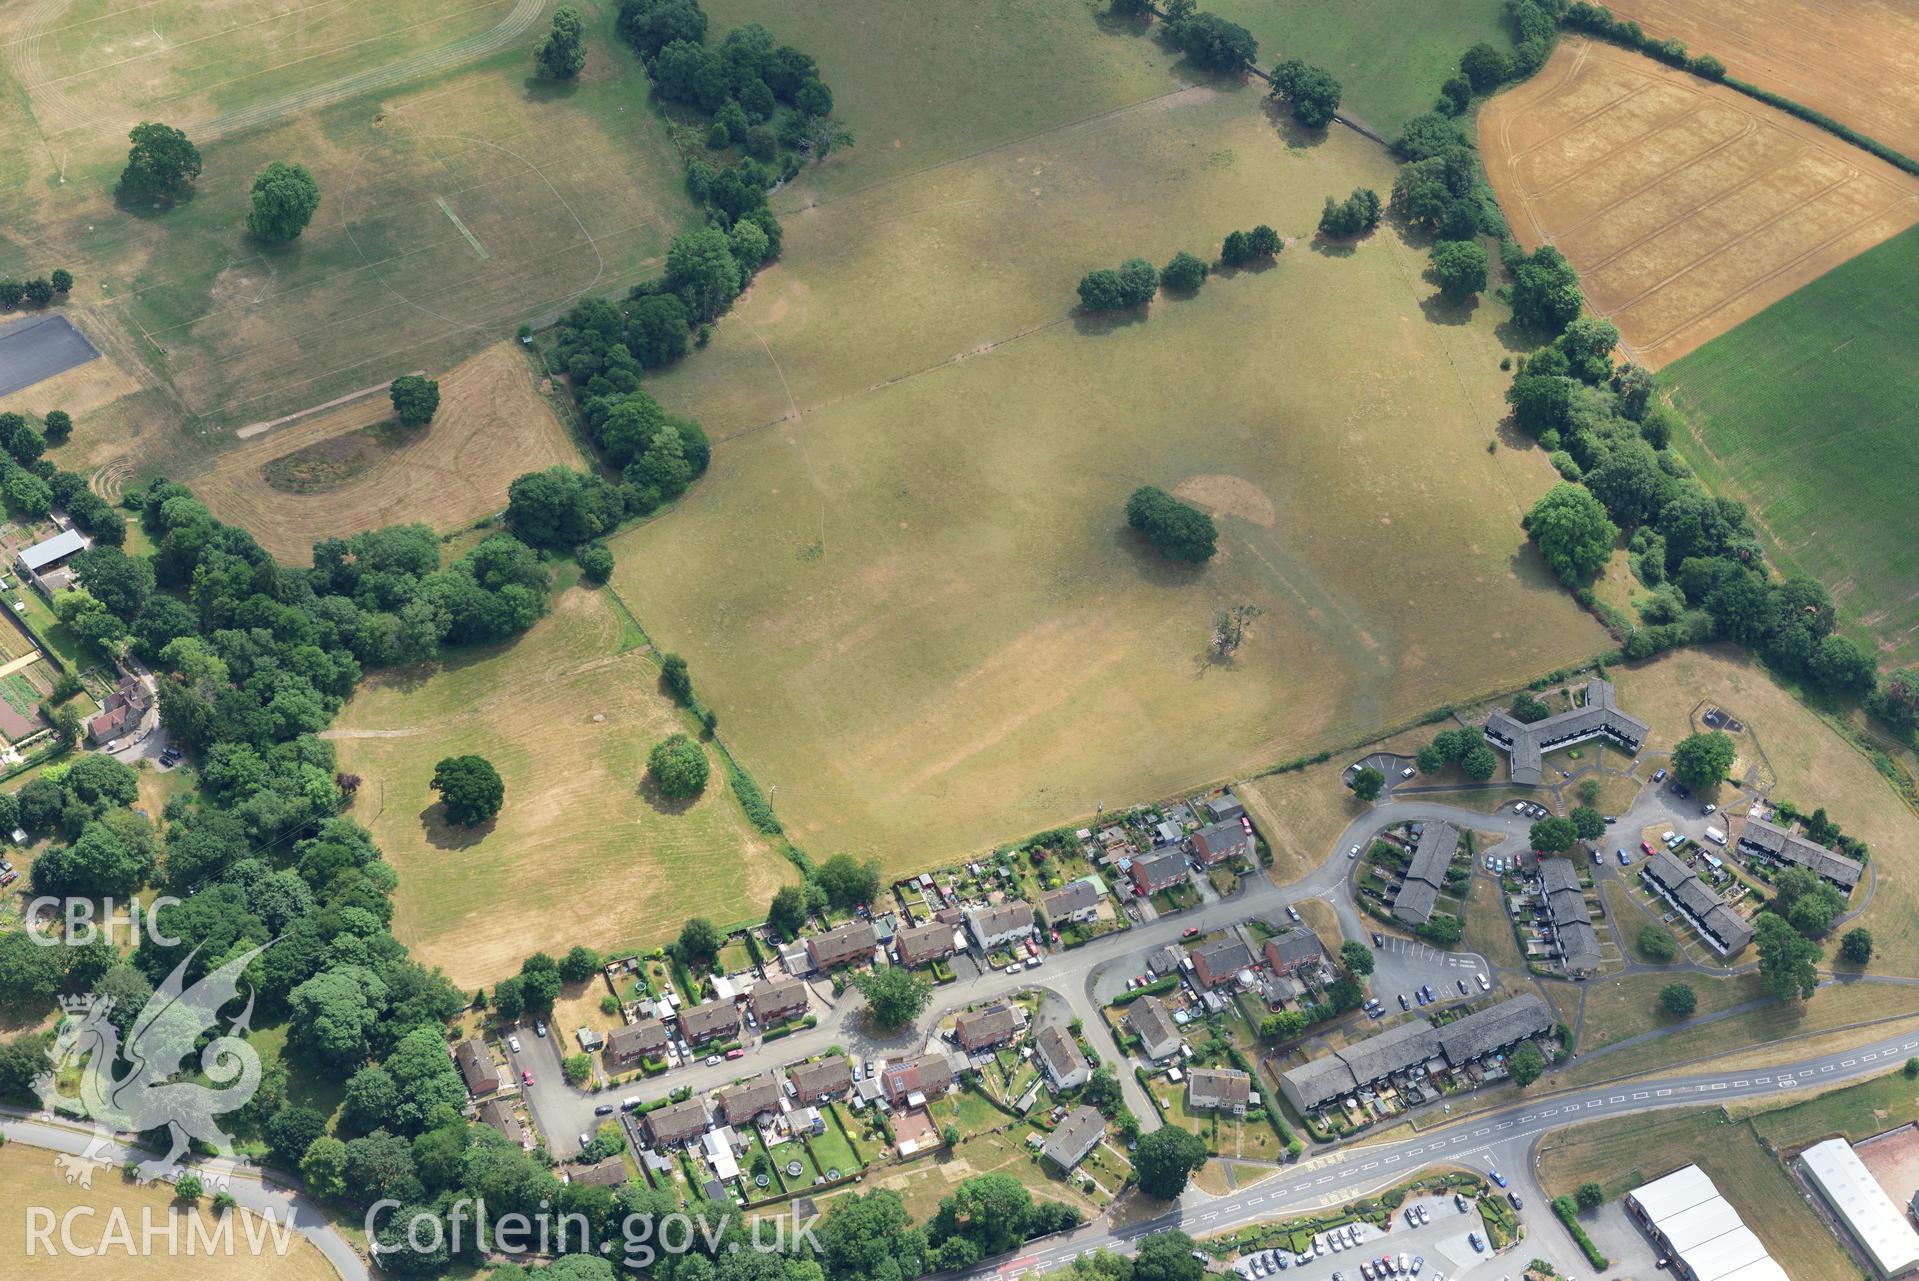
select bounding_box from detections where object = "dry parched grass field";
[329,588,797,988]
[0,1144,338,1281]
[1480,37,1919,366]
[1599,0,1919,162]
[614,84,1610,867]
[189,342,580,561]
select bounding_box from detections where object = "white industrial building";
[1625,1164,1789,1281]
[1801,1137,1919,1277]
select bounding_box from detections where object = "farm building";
[1038,878,1101,926]
[894,920,959,966]
[1642,851,1754,955]
[965,901,1034,951]
[1625,1164,1788,1281]
[1799,1138,1919,1277]
[1034,1023,1090,1090]
[1737,817,1864,891]
[1187,1066,1251,1114]
[1190,821,1251,866]
[1042,1105,1106,1172]
[807,921,879,970]
[1126,995,1182,1062]
[1391,822,1459,927]
[1482,677,1649,785]
[1279,994,1553,1114]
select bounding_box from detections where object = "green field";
[1665,224,1919,665]
[329,588,797,988]
[614,78,1607,863]
[1203,0,1516,137]
[0,0,696,465]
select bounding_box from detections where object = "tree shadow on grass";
[522,76,580,104]
[636,773,700,816]
[1211,257,1278,280]
[1308,235,1356,260]
[421,802,495,851]
[1112,525,1213,590]
[1494,317,1551,355]
[1420,290,1480,327]
[1263,99,1328,149]
[1073,307,1151,337]
[112,187,195,219]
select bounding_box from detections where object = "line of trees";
[1077,257,1159,311]
[0,269,72,311]
[1270,58,1341,128]
[0,411,125,543]
[1317,187,1381,239]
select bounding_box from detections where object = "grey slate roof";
[955,1004,1022,1049]
[1263,926,1326,972]
[966,900,1035,941]
[750,978,809,1022]
[643,1098,712,1146]
[1187,1066,1252,1109]
[1556,919,1602,973]
[1042,1104,1106,1170]
[1191,821,1252,865]
[1189,937,1255,987]
[1039,879,1101,921]
[606,1018,669,1062]
[1338,1018,1443,1086]
[1482,678,1650,784]
[1435,993,1552,1062]
[1127,995,1181,1055]
[1392,877,1442,926]
[809,920,879,968]
[1281,994,1553,1111]
[788,1056,853,1102]
[1204,794,1246,823]
[1392,822,1459,925]
[895,921,957,965]
[1131,849,1188,891]
[720,1072,783,1126]
[1641,851,1753,953]
[680,999,741,1044]
[1739,817,1863,889]
[1035,1023,1089,1084]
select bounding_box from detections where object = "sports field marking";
[435,196,489,259]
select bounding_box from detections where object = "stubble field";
[1480,37,1919,366]
[613,75,1609,866]
[188,341,580,560]
[1599,0,1919,161]
[328,588,797,988]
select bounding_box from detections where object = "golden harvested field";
[1480,37,1919,366]
[1601,0,1919,161]
[328,588,797,988]
[189,342,580,561]
[0,1144,338,1281]
[615,84,1610,866]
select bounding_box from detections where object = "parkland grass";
[328,588,797,988]
[612,83,1609,864]
[1663,225,1919,665]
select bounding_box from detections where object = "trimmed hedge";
[1551,1196,1610,1269]
[1112,974,1179,1006]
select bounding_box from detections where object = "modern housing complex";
[1482,677,1649,785]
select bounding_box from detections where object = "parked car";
[1396,1256,1409,1275]
[705,1055,722,1067]
[594,1103,614,1116]
[1454,1194,1470,1213]
[1617,848,1631,865]
[534,1020,548,1038]
[1701,803,1717,816]
[1489,1167,1508,1188]
[521,1070,534,1086]
[726,1047,745,1060]
[1287,905,1303,923]
[1398,992,1410,1010]
[1507,1191,1524,1210]
[1411,1256,1424,1275]
[1641,840,1656,856]
[1456,978,1469,995]
[1591,848,1603,865]
[1349,845,1361,859]
[1372,932,1384,947]
[508,1035,522,1053]
[1401,767,1415,778]
[1476,973,1490,992]
[1182,926,1201,939]
[1416,1204,1430,1224]
[1653,767,1667,782]
[1467,1233,1483,1253]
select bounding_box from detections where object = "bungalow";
[719,1073,784,1128]
[478,1098,523,1145]
[1262,927,1326,977]
[894,921,958,967]
[1737,817,1863,891]
[643,1098,712,1147]
[750,978,809,1025]
[788,1057,853,1105]
[604,1018,669,1068]
[1034,1024,1091,1091]
[1041,1104,1106,1173]
[1130,849,1188,896]
[1187,1066,1252,1115]
[1038,879,1101,928]
[454,1038,500,1096]
[1188,938,1254,989]
[880,1052,958,1107]
[965,901,1034,952]
[571,1157,629,1187]
[1190,821,1251,867]
[679,999,741,1046]
[1125,995,1183,1062]
[954,1004,1022,1051]
[808,921,878,971]
[1482,677,1649,785]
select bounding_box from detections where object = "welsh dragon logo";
[34,944,269,1188]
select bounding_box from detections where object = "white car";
[1400,767,1415,778]
[1476,973,1490,992]
[508,1034,522,1053]
[705,1054,722,1066]
[1349,845,1360,859]
[1287,905,1302,922]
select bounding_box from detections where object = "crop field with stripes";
[1480,37,1919,367]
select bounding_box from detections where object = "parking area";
[1369,937,1488,1010]
[1234,1194,1493,1281]
[0,313,99,395]
[1347,753,1418,794]
[1567,1200,1662,1278]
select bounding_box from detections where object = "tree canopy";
[1126,486,1217,563]
[246,162,322,243]
[1134,1127,1208,1198]
[1524,482,1618,586]
[120,123,202,202]
[853,966,932,1029]
[537,4,589,79]
[390,375,440,428]
[1670,730,1736,791]
[648,733,710,798]
[431,755,504,826]
[1270,59,1341,128]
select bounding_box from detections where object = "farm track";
[7,0,548,144]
